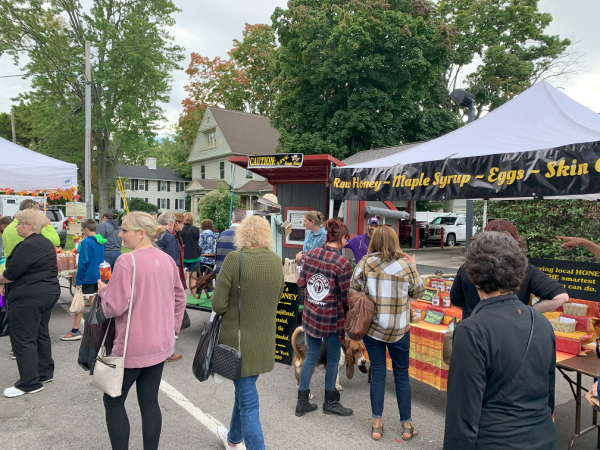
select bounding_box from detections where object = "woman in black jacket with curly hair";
[444,231,557,450]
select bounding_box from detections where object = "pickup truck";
[427,215,476,247]
[399,220,429,248]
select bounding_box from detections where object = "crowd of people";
[1,198,599,450]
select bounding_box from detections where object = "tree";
[473,200,600,263]
[127,198,157,214]
[271,0,461,161]
[198,183,242,231]
[179,23,278,143]
[0,0,184,213]
[439,0,578,117]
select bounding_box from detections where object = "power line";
[32,106,82,151]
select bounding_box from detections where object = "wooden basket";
[550,318,577,334]
[563,303,588,317]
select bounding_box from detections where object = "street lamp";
[449,89,476,248]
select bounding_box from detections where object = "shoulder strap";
[121,252,136,359]
[483,306,535,404]
[237,250,242,352]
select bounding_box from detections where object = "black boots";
[295,389,318,416]
[322,390,353,416]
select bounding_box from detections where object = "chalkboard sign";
[421,288,440,303]
[423,310,444,325]
[275,282,299,365]
[530,258,600,302]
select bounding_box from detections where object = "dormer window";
[205,130,216,147]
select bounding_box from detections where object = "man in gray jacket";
[96,212,121,269]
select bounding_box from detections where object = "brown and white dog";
[291,326,368,392]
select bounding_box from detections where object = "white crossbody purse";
[90,253,136,398]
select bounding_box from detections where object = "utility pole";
[10,108,16,143]
[85,40,92,219]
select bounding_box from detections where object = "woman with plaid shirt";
[296,219,353,418]
[350,225,424,442]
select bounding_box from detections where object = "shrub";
[198,182,242,231]
[474,200,600,263]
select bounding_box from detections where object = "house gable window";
[200,165,205,179]
[246,170,253,179]
[205,130,216,147]
[219,161,225,180]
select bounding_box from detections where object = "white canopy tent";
[0,137,78,192]
[332,81,600,202]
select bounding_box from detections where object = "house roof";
[114,165,190,181]
[341,141,426,166]
[209,106,280,156]
[237,180,273,192]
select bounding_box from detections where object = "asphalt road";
[0,281,598,450]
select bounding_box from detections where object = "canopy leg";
[482,200,488,229]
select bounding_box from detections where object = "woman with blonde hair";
[295,210,326,263]
[212,215,285,450]
[97,211,186,449]
[349,225,424,441]
[0,209,60,398]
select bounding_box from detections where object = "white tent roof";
[0,137,78,192]
[348,81,600,169]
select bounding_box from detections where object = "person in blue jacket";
[295,211,326,263]
[61,219,106,341]
[345,216,379,263]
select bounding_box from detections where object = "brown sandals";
[401,422,419,441]
[371,425,384,441]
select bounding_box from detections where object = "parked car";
[427,214,476,247]
[45,206,67,248]
[399,220,429,248]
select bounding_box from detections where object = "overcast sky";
[1,0,598,133]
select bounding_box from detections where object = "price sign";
[421,288,440,303]
[66,202,87,217]
[422,310,444,325]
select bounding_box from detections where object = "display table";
[557,351,600,450]
[58,269,77,296]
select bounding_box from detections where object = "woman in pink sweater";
[97,212,186,450]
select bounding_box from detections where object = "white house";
[186,106,277,219]
[111,157,191,212]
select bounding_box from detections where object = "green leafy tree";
[0,0,184,212]
[127,198,158,214]
[474,200,600,263]
[271,0,460,160]
[143,129,193,179]
[198,183,242,231]
[180,23,278,143]
[439,0,578,117]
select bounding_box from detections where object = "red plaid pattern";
[297,245,352,341]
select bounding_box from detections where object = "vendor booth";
[330,81,600,447]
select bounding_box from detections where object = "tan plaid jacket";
[349,253,424,343]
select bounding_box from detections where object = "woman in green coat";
[212,215,285,450]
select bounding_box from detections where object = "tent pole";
[482,200,488,230]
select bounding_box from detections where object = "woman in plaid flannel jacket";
[350,225,424,441]
[296,219,354,418]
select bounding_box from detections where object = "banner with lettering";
[529,258,600,302]
[275,282,299,365]
[248,153,303,169]
[330,141,600,201]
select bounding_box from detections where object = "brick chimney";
[146,157,157,170]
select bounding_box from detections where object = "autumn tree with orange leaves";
[179,23,277,143]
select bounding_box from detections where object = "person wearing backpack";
[97,212,121,270]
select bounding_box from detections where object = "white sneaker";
[217,425,237,449]
[4,386,44,398]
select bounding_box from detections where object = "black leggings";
[103,362,164,450]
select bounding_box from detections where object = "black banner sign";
[330,141,600,201]
[275,282,299,365]
[248,153,303,169]
[529,258,600,302]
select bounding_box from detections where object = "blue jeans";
[298,333,341,392]
[104,251,121,270]
[227,375,264,450]
[363,332,411,422]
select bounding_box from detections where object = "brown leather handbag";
[345,290,376,341]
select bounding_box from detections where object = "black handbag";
[211,251,243,380]
[192,316,222,382]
